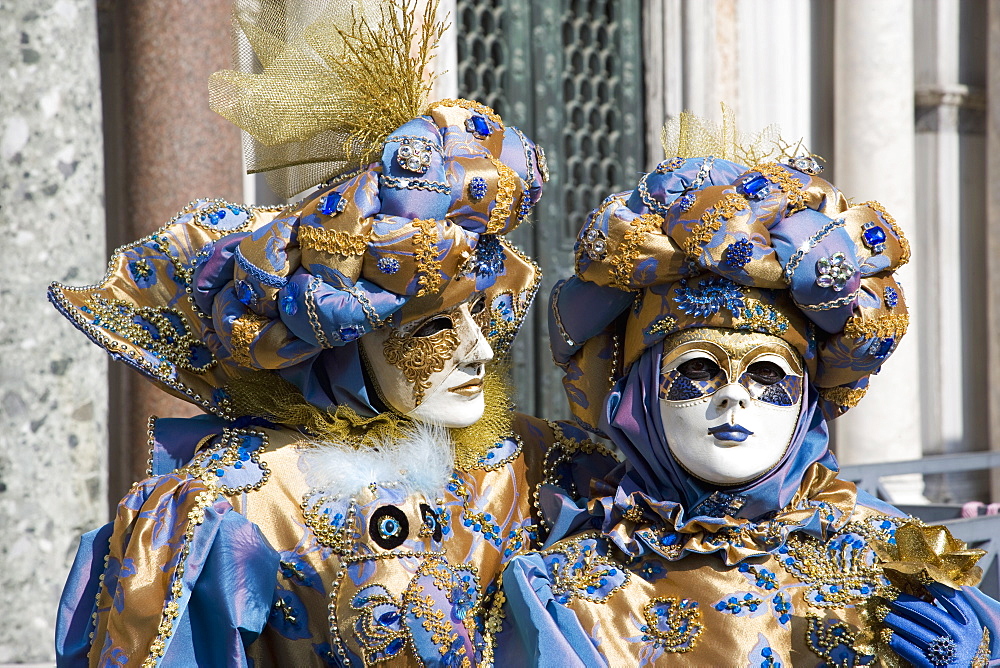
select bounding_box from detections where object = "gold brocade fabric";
[501,467,926,666]
[82,413,617,667]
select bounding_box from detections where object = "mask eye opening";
[411,314,455,338]
[677,357,722,382]
[745,360,786,385]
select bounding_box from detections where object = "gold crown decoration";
[210,0,447,197]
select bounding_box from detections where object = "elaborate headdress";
[551,113,909,431]
[49,1,545,449]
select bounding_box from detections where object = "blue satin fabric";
[55,459,280,667]
[500,553,605,668]
[56,523,113,666]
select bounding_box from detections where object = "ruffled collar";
[545,463,860,567]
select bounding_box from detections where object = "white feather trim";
[300,421,454,501]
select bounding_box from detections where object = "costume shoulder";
[57,464,280,666]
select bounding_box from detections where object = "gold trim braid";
[299,226,369,256]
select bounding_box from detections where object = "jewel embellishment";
[861,221,887,254]
[535,145,550,182]
[923,636,957,667]
[790,155,823,175]
[581,228,608,261]
[674,276,746,318]
[690,156,715,189]
[465,114,492,139]
[319,191,346,216]
[235,280,257,306]
[678,192,697,212]
[468,176,488,202]
[396,137,433,174]
[338,326,362,343]
[815,252,854,292]
[884,286,898,308]
[377,257,400,275]
[736,174,772,201]
[871,336,895,359]
[723,239,754,268]
[280,282,299,316]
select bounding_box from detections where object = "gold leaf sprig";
[332,0,448,166]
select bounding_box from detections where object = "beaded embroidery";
[609,213,663,290]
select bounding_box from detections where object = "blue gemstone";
[280,295,298,316]
[863,224,887,249]
[386,638,404,655]
[873,336,895,359]
[378,610,400,626]
[377,257,400,274]
[468,176,488,201]
[737,174,771,200]
[466,115,491,137]
[319,192,344,216]
[217,209,226,218]
[339,326,361,342]
[235,280,256,306]
[723,239,754,268]
[678,192,697,212]
[884,286,898,307]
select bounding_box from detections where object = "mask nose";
[455,306,494,370]
[712,383,751,414]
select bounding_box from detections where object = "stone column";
[833,0,925,502]
[988,0,1000,501]
[99,0,243,504]
[0,1,107,662]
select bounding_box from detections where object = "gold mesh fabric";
[210,0,446,197]
[661,103,782,166]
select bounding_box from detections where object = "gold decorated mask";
[361,295,493,427]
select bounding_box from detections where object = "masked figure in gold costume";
[497,126,1000,666]
[52,2,614,665]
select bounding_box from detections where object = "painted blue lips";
[707,423,754,443]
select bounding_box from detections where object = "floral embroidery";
[638,597,703,653]
[546,537,629,604]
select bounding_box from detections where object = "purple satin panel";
[56,523,113,667]
[150,415,230,475]
[601,342,837,521]
[192,232,248,315]
[548,277,634,365]
[161,508,279,665]
[278,345,379,416]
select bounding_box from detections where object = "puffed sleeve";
[55,473,279,667]
[499,552,607,668]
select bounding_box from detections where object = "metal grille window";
[457,0,644,418]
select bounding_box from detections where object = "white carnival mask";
[360,295,493,428]
[658,328,805,485]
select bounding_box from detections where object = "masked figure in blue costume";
[52,2,615,665]
[497,124,1000,666]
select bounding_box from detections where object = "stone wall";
[0,0,107,662]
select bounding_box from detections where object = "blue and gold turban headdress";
[48,1,546,445]
[550,113,909,430]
